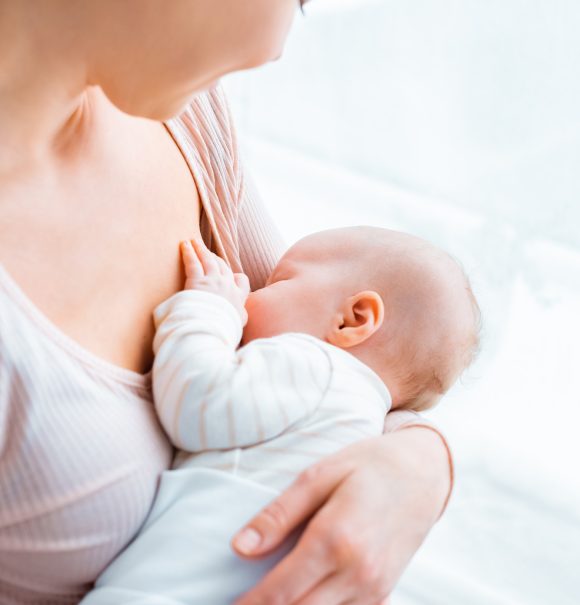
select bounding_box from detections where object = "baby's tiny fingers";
[181,241,204,280]
[234,273,250,298]
[190,238,220,275]
[215,254,233,277]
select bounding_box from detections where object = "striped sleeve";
[152,291,332,452]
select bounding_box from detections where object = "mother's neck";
[0,1,91,178]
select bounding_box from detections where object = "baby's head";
[243,226,481,411]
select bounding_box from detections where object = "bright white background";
[224,1,580,603]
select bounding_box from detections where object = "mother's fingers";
[232,462,356,603]
[233,536,333,605]
[232,461,349,558]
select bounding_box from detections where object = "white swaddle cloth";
[81,468,297,605]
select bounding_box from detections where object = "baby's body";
[155,292,390,493]
[82,227,479,605]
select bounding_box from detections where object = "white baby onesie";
[81,290,391,605]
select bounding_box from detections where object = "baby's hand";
[181,239,250,325]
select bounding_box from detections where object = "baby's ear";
[326,291,384,349]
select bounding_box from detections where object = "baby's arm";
[152,240,331,452]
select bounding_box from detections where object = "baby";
[82,226,480,605]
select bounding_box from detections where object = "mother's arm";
[234,174,453,604]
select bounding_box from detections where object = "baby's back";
[175,333,391,491]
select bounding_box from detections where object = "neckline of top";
[0,261,153,391]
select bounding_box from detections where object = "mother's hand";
[232,427,451,605]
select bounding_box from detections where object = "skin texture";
[0,1,453,602]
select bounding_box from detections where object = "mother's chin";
[82,0,298,121]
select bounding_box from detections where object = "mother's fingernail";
[234,528,262,554]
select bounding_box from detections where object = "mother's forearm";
[382,425,453,522]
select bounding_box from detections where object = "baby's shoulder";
[244,333,388,405]
[241,332,334,376]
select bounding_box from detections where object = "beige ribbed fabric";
[165,89,285,291]
[0,86,450,605]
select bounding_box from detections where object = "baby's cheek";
[242,296,270,342]
[244,284,298,343]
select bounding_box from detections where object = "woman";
[0,1,452,603]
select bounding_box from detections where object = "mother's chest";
[11,120,200,258]
[0,118,203,373]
